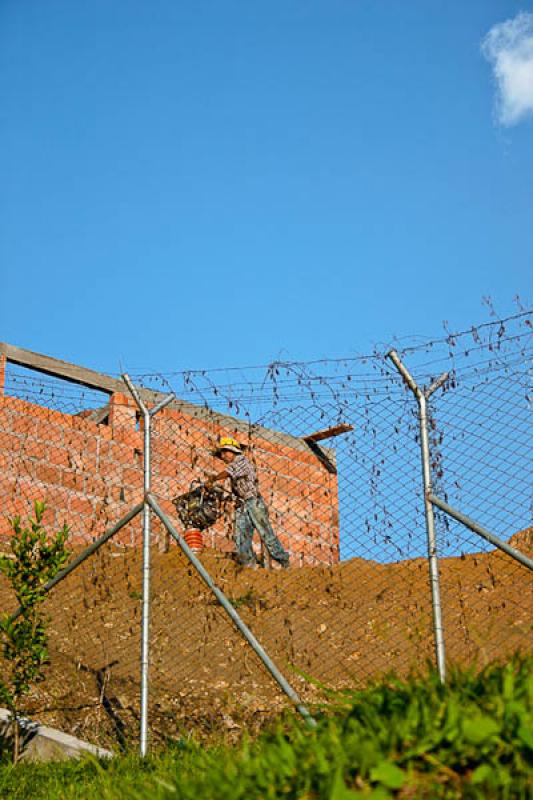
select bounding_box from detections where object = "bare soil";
[0,528,531,751]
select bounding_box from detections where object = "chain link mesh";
[0,311,531,749]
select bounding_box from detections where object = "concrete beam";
[0,342,336,457]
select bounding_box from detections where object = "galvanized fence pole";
[387,350,448,683]
[123,374,175,756]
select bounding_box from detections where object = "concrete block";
[0,707,113,762]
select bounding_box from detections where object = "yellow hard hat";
[214,436,242,455]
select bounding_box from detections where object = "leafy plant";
[228,588,257,609]
[0,501,70,762]
[0,655,531,796]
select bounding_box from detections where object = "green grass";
[1,655,532,799]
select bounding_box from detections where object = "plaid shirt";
[226,454,260,501]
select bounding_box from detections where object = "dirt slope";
[0,529,531,749]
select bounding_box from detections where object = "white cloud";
[482,11,533,126]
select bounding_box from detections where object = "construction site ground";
[0,528,531,751]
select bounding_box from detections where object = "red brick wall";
[0,382,339,566]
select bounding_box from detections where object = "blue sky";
[1,1,531,376]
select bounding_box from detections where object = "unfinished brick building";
[0,344,340,566]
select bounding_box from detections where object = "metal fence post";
[387,350,448,683]
[123,374,175,756]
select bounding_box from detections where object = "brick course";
[0,382,340,565]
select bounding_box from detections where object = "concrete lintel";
[0,342,336,458]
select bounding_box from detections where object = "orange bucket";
[184,528,203,552]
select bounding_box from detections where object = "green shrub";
[0,655,531,798]
[0,501,70,763]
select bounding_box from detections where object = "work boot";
[236,555,258,569]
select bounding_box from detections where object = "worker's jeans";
[235,496,289,566]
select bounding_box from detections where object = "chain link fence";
[0,310,531,751]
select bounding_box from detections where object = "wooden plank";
[0,342,122,395]
[85,404,111,424]
[303,423,353,443]
[304,439,337,475]
[0,342,323,455]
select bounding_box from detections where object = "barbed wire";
[121,307,531,377]
[0,308,531,749]
[3,310,530,413]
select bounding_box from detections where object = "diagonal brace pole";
[429,494,533,571]
[8,502,144,624]
[146,492,317,729]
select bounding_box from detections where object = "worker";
[206,436,290,569]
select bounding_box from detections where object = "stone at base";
[0,708,113,763]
